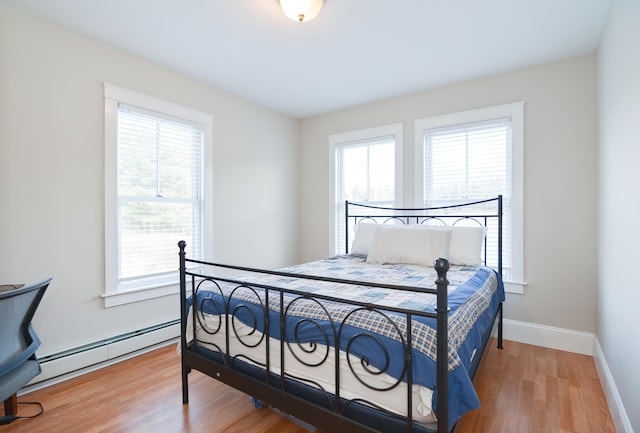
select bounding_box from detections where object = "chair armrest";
[0,325,41,377]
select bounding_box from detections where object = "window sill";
[504,280,527,295]
[102,283,179,308]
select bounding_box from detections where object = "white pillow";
[350,223,378,256]
[448,225,487,266]
[366,225,452,266]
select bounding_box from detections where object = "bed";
[179,196,505,433]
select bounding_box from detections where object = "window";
[415,102,525,293]
[329,123,403,255]
[104,84,213,307]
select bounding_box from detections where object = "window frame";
[103,83,213,307]
[328,123,403,256]
[414,102,525,293]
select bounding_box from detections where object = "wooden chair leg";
[3,393,17,416]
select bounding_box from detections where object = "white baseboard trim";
[593,339,634,433]
[494,318,595,355]
[21,322,179,395]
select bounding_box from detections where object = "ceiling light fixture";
[279,0,324,23]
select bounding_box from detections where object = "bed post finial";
[434,257,450,280]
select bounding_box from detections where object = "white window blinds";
[423,118,512,275]
[425,119,510,200]
[117,104,204,283]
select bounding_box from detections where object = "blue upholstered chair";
[0,279,51,417]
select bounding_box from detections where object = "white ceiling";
[1,0,612,118]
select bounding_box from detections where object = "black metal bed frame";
[179,196,504,433]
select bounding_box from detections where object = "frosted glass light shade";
[279,0,324,22]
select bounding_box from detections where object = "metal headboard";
[345,195,503,275]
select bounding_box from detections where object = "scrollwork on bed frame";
[179,195,503,433]
[180,258,446,429]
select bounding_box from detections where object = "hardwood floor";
[2,339,615,433]
[455,339,615,433]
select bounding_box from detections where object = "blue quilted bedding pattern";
[186,255,505,429]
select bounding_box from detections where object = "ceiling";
[1,0,612,119]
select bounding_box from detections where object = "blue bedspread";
[186,255,505,430]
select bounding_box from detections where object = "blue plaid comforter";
[187,255,505,429]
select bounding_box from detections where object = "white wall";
[598,0,640,431]
[0,5,299,357]
[298,55,599,334]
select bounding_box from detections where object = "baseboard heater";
[28,319,180,388]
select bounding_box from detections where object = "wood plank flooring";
[1,339,615,433]
[455,339,615,433]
